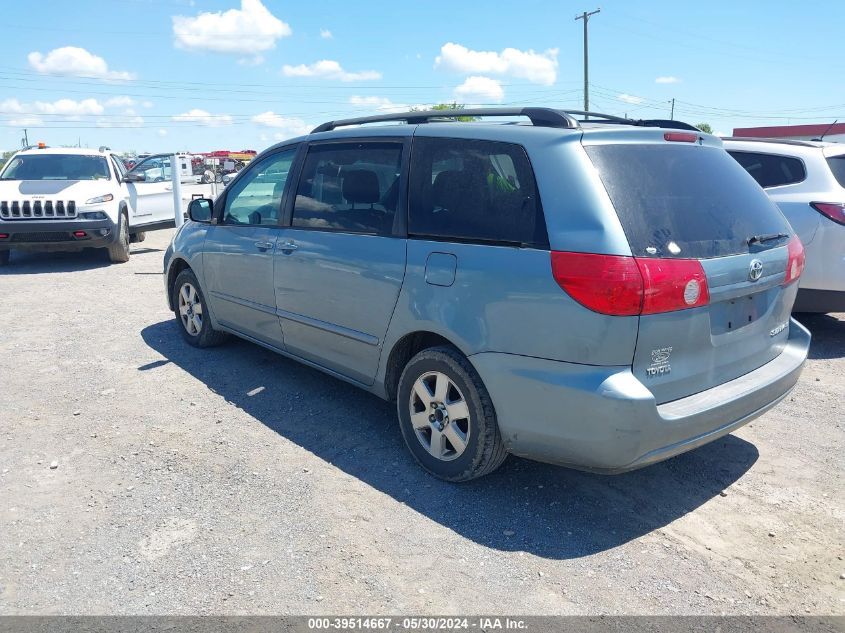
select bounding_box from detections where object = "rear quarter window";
[727,150,806,188]
[827,156,845,188]
[585,143,792,259]
[408,137,547,247]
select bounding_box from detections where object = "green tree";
[413,102,479,122]
[696,122,714,134]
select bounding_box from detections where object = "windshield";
[585,143,792,259]
[827,156,845,188]
[0,154,111,181]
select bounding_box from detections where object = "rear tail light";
[0,233,8,239]
[664,132,698,143]
[636,258,709,314]
[810,202,845,226]
[784,235,805,285]
[550,252,709,316]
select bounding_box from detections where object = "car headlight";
[84,194,114,204]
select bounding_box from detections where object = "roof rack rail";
[721,137,823,148]
[311,107,704,134]
[311,107,580,133]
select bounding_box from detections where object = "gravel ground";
[0,228,842,615]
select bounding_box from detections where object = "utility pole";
[670,98,675,120]
[575,8,600,112]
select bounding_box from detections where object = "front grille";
[10,232,71,243]
[0,200,77,220]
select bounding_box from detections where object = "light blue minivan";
[164,108,810,481]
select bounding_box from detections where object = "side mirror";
[188,198,213,223]
[123,172,145,182]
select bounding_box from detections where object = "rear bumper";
[0,217,118,251]
[470,317,811,473]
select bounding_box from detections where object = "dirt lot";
[0,228,842,615]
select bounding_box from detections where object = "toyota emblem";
[749,259,764,281]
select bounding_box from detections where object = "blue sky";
[2,0,843,154]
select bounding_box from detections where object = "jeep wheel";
[173,269,228,348]
[397,346,507,482]
[106,213,130,263]
[0,250,10,266]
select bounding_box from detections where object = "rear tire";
[397,346,507,482]
[130,231,146,244]
[106,212,130,263]
[172,269,228,348]
[0,250,10,266]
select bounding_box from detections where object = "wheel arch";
[166,257,192,311]
[382,330,463,402]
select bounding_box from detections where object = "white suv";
[0,146,179,265]
[725,138,845,313]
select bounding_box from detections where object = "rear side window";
[727,151,806,188]
[409,137,547,247]
[292,142,403,235]
[827,156,845,188]
[586,144,792,259]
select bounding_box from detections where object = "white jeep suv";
[724,138,845,313]
[0,146,179,265]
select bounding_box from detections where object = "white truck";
[0,146,181,265]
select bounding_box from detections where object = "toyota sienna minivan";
[163,107,810,481]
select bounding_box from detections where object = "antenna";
[814,119,838,142]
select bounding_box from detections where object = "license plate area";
[710,292,767,335]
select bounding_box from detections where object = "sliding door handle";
[254,241,274,250]
[278,241,298,252]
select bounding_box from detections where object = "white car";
[0,146,179,265]
[725,138,845,313]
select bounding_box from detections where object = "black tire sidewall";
[173,270,210,344]
[397,351,489,480]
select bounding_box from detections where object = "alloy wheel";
[408,371,471,461]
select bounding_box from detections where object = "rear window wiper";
[747,232,788,246]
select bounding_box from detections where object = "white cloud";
[1,97,104,118]
[251,111,311,136]
[435,42,558,86]
[617,93,644,105]
[320,29,333,39]
[172,0,291,57]
[158,129,168,137]
[105,96,135,108]
[454,76,504,102]
[348,96,432,115]
[282,60,381,82]
[7,115,43,127]
[27,47,134,80]
[0,98,24,113]
[172,108,233,127]
[655,76,680,84]
[142,101,154,109]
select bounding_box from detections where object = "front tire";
[397,346,507,482]
[106,212,130,263]
[172,269,228,348]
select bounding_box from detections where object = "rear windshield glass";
[585,144,791,259]
[0,154,110,181]
[827,156,845,188]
